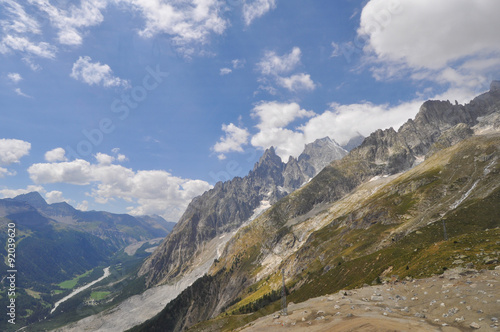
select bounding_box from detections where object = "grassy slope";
[187,134,500,332]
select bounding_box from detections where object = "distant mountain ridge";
[6,192,174,246]
[139,137,348,286]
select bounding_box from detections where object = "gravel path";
[241,267,500,331]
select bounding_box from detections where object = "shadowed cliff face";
[139,139,347,286]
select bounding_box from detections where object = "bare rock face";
[129,83,500,332]
[140,139,347,286]
[490,80,500,91]
[262,82,500,224]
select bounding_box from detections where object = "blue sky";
[1,0,499,221]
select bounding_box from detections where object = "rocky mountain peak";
[253,146,283,171]
[140,137,348,286]
[296,136,348,179]
[13,191,48,209]
[342,134,365,151]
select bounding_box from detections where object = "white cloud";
[45,147,67,162]
[116,154,127,162]
[220,67,232,75]
[246,99,422,161]
[30,0,107,46]
[27,158,212,221]
[7,72,22,83]
[331,41,341,58]
[71,56,130,88]
[118,0,227,55]
[232,59,245,69]
[243,0,276,26]
[28,159,94,185]
[0,167,15,177]
[0,138,31,165]
[359,0,500,69]
[256,47,317,94]
[14,88,31,98]
[277,73,316,92]
[111,148,128,162]
[76,200,89,211]
[251,101,315,130]
[0,185,45,198]
[45,190,71,204]
[0,0,41,35]
[358,0,500,93]
[212,123,250,159]
[257,47,301,76]
[249,101,315,159]
[95,152,115,165]
[0,35,56,58]
[300,100,422,146]
[22,57,41,71]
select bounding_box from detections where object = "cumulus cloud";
[111,148,128,162]
[245,99,422,161]
[0,185,45,198]
[212,123,250,160]
[300,100,422,146]
[28,159,94,185]
[249,101,315,159]
[76,200,89,211]
[359,0,500,98]
[360,0,500,69]
[70,56,130,88]
[45,190,71,204]
[257,47,301,76]
[95,152,115,165]
[220,67,232,75]
[277,73,316,92]
[7,72,22,83]
[0,138,31,165]
[45,147,67,162]
[243,0,276,26]
[95,150,128,164]
[257,47,316,93]
[27,158,212,221]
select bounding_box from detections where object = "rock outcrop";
[139,138,347,286]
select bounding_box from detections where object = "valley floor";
[238,267,500,332]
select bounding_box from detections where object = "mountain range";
[12,82,500,332]
[0,193,174,328]
[127,81,500,332]
[139,137,348,286]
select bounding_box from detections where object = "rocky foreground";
[239,267,500,331]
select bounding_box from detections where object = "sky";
[1,0,500,222]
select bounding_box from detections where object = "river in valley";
[50,266,111,314]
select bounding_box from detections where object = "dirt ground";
[239,267,500,331]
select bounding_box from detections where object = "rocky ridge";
[139,137,347,286]
[128,82,500,332]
